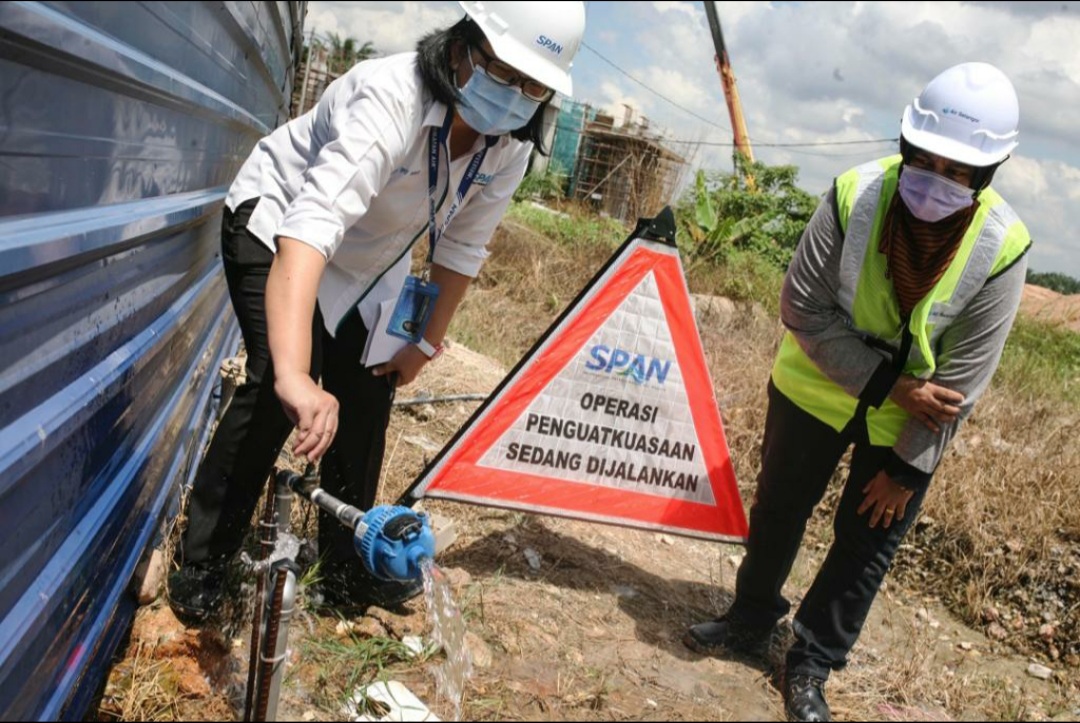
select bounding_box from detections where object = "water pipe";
[247,468,438,721]
[243,477,280,722]
[284,468,436,582]
[252,558,300,722]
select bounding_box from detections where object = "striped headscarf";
[878,189,979,318]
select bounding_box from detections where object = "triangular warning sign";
[403,212,748,543]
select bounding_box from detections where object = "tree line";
[303,31,377,76]
[1027,270,1080,295]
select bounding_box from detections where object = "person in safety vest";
[167,1,587,624]
[684,62,1030,722]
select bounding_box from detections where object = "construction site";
[545,102,691,223]
[9,2,1076,722]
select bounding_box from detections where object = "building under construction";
[561,104,688,224]
[291,42,336,118]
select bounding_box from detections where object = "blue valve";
[355,506,436,581]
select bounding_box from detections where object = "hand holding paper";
[361,298,408,367]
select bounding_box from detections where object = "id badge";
[386,275,440,343]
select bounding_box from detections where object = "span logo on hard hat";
[536,34,564,55]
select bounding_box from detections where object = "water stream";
[420,558,473,721]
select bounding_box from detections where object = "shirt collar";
[422,100,451,129]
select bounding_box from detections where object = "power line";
[551,120,897,151]
[578,42,898,151]
[669,136,898,149]
[580,41,733,135]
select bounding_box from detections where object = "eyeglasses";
[908,151,975,187]
[471,44,554,102]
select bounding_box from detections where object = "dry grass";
[96,608,238,722]
[894,385,1080,664]
[446,214,624,369]
[97,641,182,722]
[445,202,1080,710]
[460,202,1080,673]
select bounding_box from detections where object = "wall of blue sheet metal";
[0,2,303,718]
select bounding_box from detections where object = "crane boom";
[703,1,754,167]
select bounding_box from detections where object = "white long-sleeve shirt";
[224,51,532,334]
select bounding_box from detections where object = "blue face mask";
[455,57,541,136]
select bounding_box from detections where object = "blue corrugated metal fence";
[0,1,303,718]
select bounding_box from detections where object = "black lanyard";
[427,109,496,266]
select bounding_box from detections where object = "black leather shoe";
[319,564,424,611]
[167,562,226,625]
[783,673,832,722]
[683,615,772,657]
[365,577,425,609]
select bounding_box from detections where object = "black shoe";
[683,614,772,657]
[365,577,425,609]
[319,564,424,611]
[168,562,226,625]
[783,673,832,722]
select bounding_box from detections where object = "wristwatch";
[414,337,444,361]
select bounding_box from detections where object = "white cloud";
[304,1,461,55]
[640,67,712,115]
[651,1,698,19]
[996,156,1080,273]
[595,81,646,125]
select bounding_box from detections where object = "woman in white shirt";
[169,1,587,621]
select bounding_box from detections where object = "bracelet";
[414,337,444,360]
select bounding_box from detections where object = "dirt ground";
[1021,284,1080,334]
[96,304,1079,723]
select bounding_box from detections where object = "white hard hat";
[900,62,1020,167]
[458,1,585,97]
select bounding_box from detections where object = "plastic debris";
[350,681,441,722]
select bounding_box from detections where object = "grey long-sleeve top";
[779,186,1029,489]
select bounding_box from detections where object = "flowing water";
[420,558,473,721]
[239,531,303,573]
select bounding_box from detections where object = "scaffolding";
[569,108,687,223]
[545,99,594,195]
[290,41,337,118]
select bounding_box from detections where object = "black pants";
[179,198,395,581]
[728,381,929,679]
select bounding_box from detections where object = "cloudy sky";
[304,1,1080,278]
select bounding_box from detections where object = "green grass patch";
[505,201,628,251]
[995,315,1080,407]
[300,633,424,711]
[685,247,785,317]
[506,201,786,313]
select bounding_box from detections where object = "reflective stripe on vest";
[772,155,1031,445]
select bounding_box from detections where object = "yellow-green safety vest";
[771,155,1031,446]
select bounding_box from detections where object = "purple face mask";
[898,165,975,223]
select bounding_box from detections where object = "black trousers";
[179,199,395,580]
[728,381,929,679]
